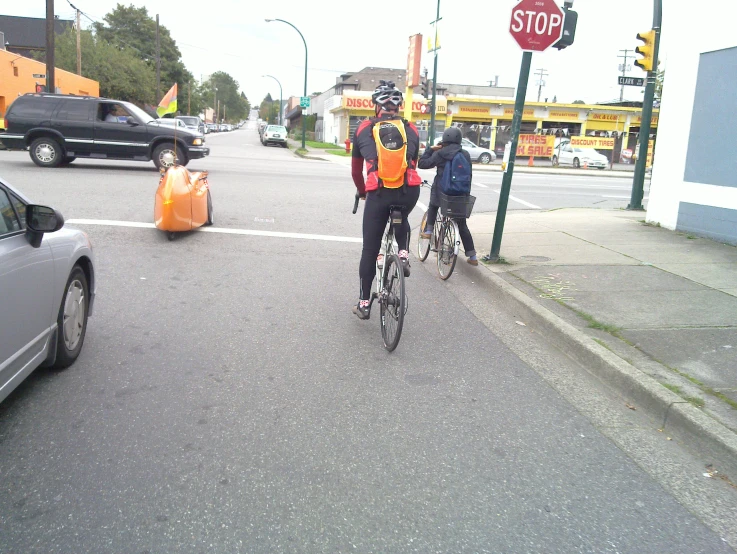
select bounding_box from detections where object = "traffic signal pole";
[428,0,441,145]
[628,0,662,210]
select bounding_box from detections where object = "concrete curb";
[473,262,737,478]
[291,148,326,161]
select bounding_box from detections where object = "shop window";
[13,66,19,77]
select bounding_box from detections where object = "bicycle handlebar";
[352,194,360,214]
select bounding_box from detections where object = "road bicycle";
[353,195,407,352]
[417,180,476,280]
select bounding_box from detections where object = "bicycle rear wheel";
[417,211,431,261]
[380,254,406,352]
[436,221,458,280]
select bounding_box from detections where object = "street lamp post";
[265,18,308,150]
[263,74,283,126]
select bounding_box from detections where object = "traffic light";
[421,78,429,99]
[35,84,47,93]
[634,30,656,72]
[553,5,578,50]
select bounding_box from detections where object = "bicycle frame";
[374,212,401,304]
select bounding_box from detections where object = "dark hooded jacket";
[418,143,472,205]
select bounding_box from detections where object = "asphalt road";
[0,125,733,553]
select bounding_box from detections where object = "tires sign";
[509,0,565,52]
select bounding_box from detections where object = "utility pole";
[155,14,161,101]
[75,9,81,75]
[45,0,55,93]
[618,49,632,102]
[534,68,549,102]
[428,0,442,145]
[187,82,191,115]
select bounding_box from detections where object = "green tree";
[201,71,249,122]
[94,4,192,100]
[259,94,280,124]
[55,28,156,105]
[572,99,586,104]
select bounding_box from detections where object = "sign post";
[618,76,645,87]
[486,0,566,262]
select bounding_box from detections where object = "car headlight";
[193,138,202,146]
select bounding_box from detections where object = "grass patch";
[325,149,351,157]
[657,360,737,411]
[295,148,309,156]
[306,140,341,149]
[663,383,682,394]
[687,235,697,240]
[685,396,706,408]
[574,310,622,335]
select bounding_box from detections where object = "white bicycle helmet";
[372,80,403,108]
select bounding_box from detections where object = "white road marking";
[473,182,489,188]
[66,219,362,243]
[416,201,428,212]
[491,191,541,209]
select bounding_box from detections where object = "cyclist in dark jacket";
[418,126,478,265]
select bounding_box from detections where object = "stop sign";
[509,0,565,52]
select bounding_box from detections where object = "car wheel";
[30,137,63,168]
[281,143,288,148]
[153,143,185,169]
[478,153,492,164]
[552,155,559,167]
[60,155,76,166]
[53,266,89,369]
[573,158,580,169]
[205,190,214,226]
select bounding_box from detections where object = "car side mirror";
[25,205,64,248]
[126,117,138,126]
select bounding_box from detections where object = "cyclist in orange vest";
[351,81,421,319]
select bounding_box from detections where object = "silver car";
[0,177,95,403]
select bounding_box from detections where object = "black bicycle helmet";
[441,127,462,145]
[371,80,403,108]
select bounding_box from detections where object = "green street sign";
[300,96,310,108]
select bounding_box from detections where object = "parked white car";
[552,143,608,169]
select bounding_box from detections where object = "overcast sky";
[5,0,667,107]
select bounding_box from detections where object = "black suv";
[0,93,210,169]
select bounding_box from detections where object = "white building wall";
[646,2,737,230]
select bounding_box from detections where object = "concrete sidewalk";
[466,208,737,476]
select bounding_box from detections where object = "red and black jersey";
[351,115,421,196]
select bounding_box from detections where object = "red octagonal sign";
[509,0,565,52]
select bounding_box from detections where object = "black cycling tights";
[359,186,421,300]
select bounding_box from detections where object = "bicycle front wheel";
[380,254,406,352]
[436,221,458,280]
[417,211,431,262]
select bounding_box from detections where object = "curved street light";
[265,18,307,150]
[263,74,283,126]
